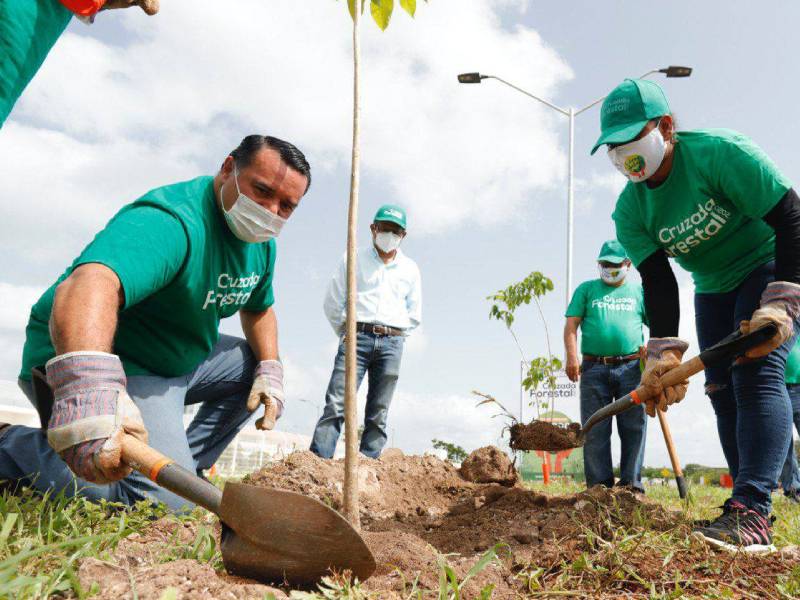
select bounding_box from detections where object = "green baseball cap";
[590,79,671,155]
[374,204,407,229]
[597,239,628,263]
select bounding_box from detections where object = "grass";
[526,478,800,547]
[2,480,800,598]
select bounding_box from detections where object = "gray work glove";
[102,0,160,15]
[641,338,690,417]
[740,281,800,359]
[46,352,147,483]
[246,360,285,431]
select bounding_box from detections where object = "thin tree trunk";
[343,0,361,529]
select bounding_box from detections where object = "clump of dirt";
[510,420,582,451]
[459,445,518,486]
[242,449,476,521]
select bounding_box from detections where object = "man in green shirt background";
[0,134,310,510]
[564,240,648,491]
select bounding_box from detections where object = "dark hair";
[229,135,312,192]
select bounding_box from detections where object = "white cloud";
[574,170,627,216]
[0,283,47,380]
[385,390,506,454]
[4,0,572,241]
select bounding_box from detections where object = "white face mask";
[220,167,287,243]
[607,124,667,183]
[599,264,629,285]
[375,231,402,254]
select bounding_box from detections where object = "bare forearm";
[240,307,279,361]
[50,264,123,354]
[563,322,579,360]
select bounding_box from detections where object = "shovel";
[517,323,779,455]
[120,436,376,586]
[29,373,377,587]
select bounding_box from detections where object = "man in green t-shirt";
[1,0,159,128]
[0,134,310,510]
[564,240,648,491]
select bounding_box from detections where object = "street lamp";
[297,397,322,419]
[458,66,692,307]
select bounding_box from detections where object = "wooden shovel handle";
[656,409,688,499]
[121,434,174,482]
[121,434,222,514]
[629,356,705,406]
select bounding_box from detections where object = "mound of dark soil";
[510,420,582,451]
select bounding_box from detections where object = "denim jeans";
[694,261,797,515]
[310,331,404,459]
[579,358,646,489]
[778,384,800,494]
[0,334,255,511]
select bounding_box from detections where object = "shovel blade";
[218,483,376,586]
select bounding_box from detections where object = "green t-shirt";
[786,340,800,386]
[565,279,647,357]
[20,176,276,379]
[0,0,72,127]
[613,129,792,293]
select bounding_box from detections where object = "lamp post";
[458,66,692,308]
[297,397,322,420]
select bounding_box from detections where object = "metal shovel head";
[218,482,376,586]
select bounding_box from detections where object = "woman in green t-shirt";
[592,79,800,553]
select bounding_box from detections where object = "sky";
[1,0,799,469]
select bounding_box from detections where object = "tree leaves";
[370,0,393,30]
[400,0,416,17]
[344,0,424,29]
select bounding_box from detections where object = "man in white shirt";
[311,205,422,459]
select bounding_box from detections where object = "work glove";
[102,0,159,14]
[59,0,159,17]
[641,338,690,417]
[46,352,148,484]
[739,281,800,359]
[246,360,285,431]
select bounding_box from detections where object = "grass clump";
[0,485,169,598]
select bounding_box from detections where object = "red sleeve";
[57,0,107,16]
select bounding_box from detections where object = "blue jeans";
[310,331,404,459]
[0,335,255,511]
[694,261,797,515]
[579,358,646,489]
[778,384,800,494]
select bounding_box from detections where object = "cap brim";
[374,217,406,229]
[590,119,650,155]
[598,254,627,263]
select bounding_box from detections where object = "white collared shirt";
[323,246,422,335]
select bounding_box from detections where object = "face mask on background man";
[221,167,287,243]
[608,123,667,183]
[599,264,629,284]
[375,231,402,253]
